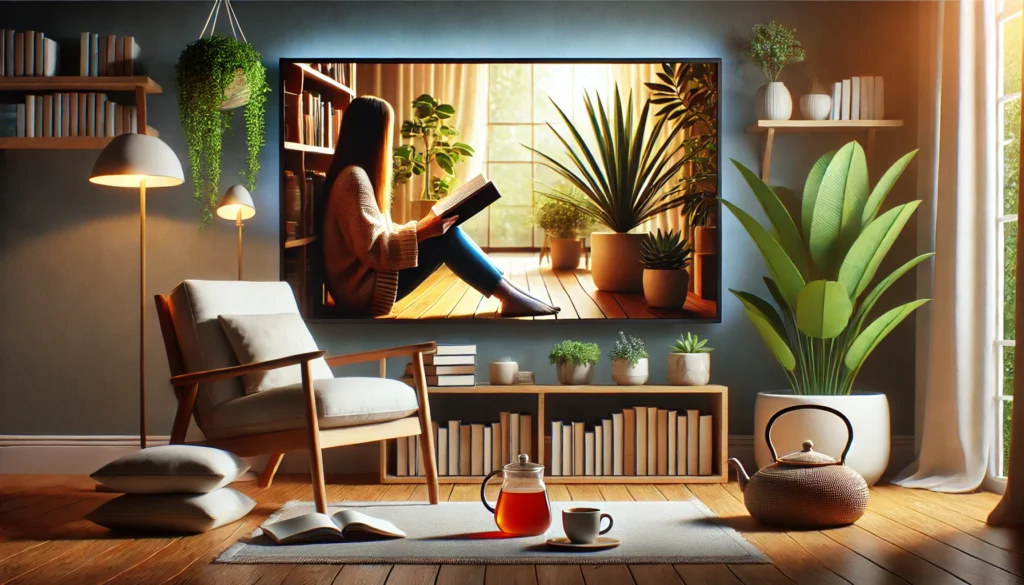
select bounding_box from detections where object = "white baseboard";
[0,434,917,477]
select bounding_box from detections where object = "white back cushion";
[218,313,334,395]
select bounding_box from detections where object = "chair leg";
[169,383,198,445]
[258,453,285,489]
[300,361,329,514]
[412,351,440,504]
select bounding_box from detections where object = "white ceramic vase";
[612,358,649,386]
[556,363,595,385]
[590,232,645,292]
[799,94,833,121]
[642,269,689,309]
[753,392,891,486]
[756,81,793,121]
[667,353,710,386]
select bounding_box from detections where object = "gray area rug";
[218,500,769,565]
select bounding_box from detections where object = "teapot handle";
[480,469,502,513]
[765,404,854,464]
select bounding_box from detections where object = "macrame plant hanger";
[198,0,251,110]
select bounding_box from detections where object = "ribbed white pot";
[612,358,649,386]
[799,94,832,120]
[757,81,792,121]
[753,392,890,486]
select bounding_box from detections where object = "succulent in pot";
[608,332,649,386]
[668,332,713,386]
[549,340,600,385]
[640,229,694,309]
[535,188,594,270]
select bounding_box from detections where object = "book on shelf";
[635,406,648,475]
[668,411,678,476]
[850,77,861,121]
[483,425,493,474]
[656,409,669,476]
[550,420,561,476]
[25,32,34,78]
[499,412,510,467]
[646,407,657,474]
[437,427,448,476]
[584,431,595,476]
[14,32,24,77]
[623,409,636,477]
[840,79,852,120]
[459,425,471,476]
[594,426,603,476]
[686,410,699,476]
[402,374,475,387]
[470,424,484,476]
[601,419,612,475]
[403,364,475,377]
[509,413,521,462]
[572,422,585,476]
[520,414,532,461]
[861,76,874,120]
[561,423,572,476]
[435,344,477,355]
[612,413,624,476]
[491,422,502,472]
[677,414,688,476]
[699,415,713,476]
[264,509,405,544]
[447,420,459,475]
[423,354,475,366]
[830,82,841,120]
[429,174,501,227]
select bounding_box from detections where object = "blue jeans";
[396,227,504,300]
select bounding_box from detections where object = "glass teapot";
[480,454,551,536]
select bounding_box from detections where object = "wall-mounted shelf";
[747,119,904,182]
[283,235,320,249]
[283,141,333,156]
[0,126,159,150]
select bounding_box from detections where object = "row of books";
[0,30,59,77]
[401,344,477,387]
[309,62,350,86]
[829,76,885,121]
[550,408,714,477]
[79,33,141,77]
[397,412,532,477]
[298,91,343,149]
[2,93,139,138]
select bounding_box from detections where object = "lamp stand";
[236,209,244,280]
[139,179,147,450]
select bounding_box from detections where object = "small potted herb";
[549,340,600,385]
[608,331,649,386]
[669,332,713,386]
[535,188,594,270]
[640,229,694,309]
[744,20,805,120]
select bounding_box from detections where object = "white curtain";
[894,0,997,493]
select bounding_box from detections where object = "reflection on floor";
[382,252,717,320]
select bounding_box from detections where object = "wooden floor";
[383,252,717,320]
[0,474,1019,585]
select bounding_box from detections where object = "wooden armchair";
[154,280,439,513]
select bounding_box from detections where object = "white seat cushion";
[202,377,420,440]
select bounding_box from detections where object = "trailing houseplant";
[549,340,601,385]
[176,34,269,225]
[669,332,713,386]
[727,140,927,484]
[608,331,649,386]
[640,229,694,309]
[744,21,805,120]
[535,188,594,270]
[392,93,476,203]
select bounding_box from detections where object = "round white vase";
[799,94,833,121]
[667,353,710,386]
[757,81,793,121]
[612,358,649,386]
[753,392,890,486]
[556,363,595,385]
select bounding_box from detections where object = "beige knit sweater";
[323,166,419,316]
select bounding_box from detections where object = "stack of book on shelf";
[9,93,138,138]
[310,62,349,86]
[396,411,532,477]
[401,344,476,387]
[298,91,343,150]
[549,407,714,477]
[829,76,884,121]
[0,30,59,77]
[78,33,141,77]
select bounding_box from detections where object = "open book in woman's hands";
[263,509,406,544]
[430,174,501,226]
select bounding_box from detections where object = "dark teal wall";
[0,1,923,437]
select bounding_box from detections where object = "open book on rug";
[263,510,406,544]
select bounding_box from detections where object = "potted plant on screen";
[609,332,649,386]
[535,188,594,270]
[727,140,927,485]
[549,340,600,385]
[668,332,713,386]
[640,229,694,309]
[744,21,805,121]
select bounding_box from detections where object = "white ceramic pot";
[556,363,595,385]
[668,353,710,386]
[612,358,649,386]
[550,237,583,270]
[757,81,793,121]
[753,392,890,486]
[642,269,689,309]
[489,361,519,385]
[799,93,833,121]
[591,232,645,292]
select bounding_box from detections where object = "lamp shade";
[216,184,257,221]
[89,133,184,188]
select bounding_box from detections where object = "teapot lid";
[505,453,544,472]
[775,441,840,467]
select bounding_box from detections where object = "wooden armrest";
[170,350,327,386]
[325,341,438,367]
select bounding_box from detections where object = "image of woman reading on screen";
[322,95,559,318]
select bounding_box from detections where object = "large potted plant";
[668,332,713,386]
[640,229,694,309]
[727,140,926,485]
[176,35,269,225]
[535,188,594,270]
[609,332,649,386]
[530,87,707,292]
[744,21,805,121]
[549,340,600,385]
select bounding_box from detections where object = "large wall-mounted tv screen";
[280,59,720,322]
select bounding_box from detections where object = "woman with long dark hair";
[322,95,558,318]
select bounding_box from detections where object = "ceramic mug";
[562,507,614,544]
[489,361,519,385]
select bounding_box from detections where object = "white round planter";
[753,392,890,486]
[756,81,793,120]
[556,362,595,385]
[799,93,832,121]
[612,358,649,386]
[549,237,583,270]
[642,269,689,309]
[668,353,710,386]
[591,232,645,292]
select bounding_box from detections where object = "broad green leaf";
[850,253,933,335]
[862,150,917,224]
[434,104,455,119]
[802,151,835,241]
[452,142,475,156]
[808,142,870,274]
[732,160,808,277]
[732,289,786,337]
[838,201,921,300]
[731,290,796,371]
[845,299,930,372]
[763,277,795,326]
[723,199,806,309]
[795,280,853,339]
[434,152,455,175]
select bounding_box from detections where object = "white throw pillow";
[90,445,250,494]
[218,312,334,394]
[86,487,255,534]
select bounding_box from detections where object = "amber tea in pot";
[481,454,551,536]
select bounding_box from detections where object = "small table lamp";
[216,185,256,280]
[89,133,184,450]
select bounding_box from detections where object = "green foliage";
[392,93,476,201]
[175,35,269,225]
[528,85,709,233]
[640,229,694,270]
[726,141,931,395]
[549,340,601,367]
[670,332,713,354]
[608,331,649,367]
[743,21,806,82]
[534,188,595,238]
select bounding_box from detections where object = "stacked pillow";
[87,445,256,534]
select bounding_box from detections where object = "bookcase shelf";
[380,384,729,485]
[296,64,356,97]
[283,141,334,156]
[0,76,162,94]
[0,125,159,150]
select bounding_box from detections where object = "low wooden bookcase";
[380,384,728,485]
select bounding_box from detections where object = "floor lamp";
[216,185,256,280]
[89,133,184,450]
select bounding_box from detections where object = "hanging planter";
[176,0,269,225]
